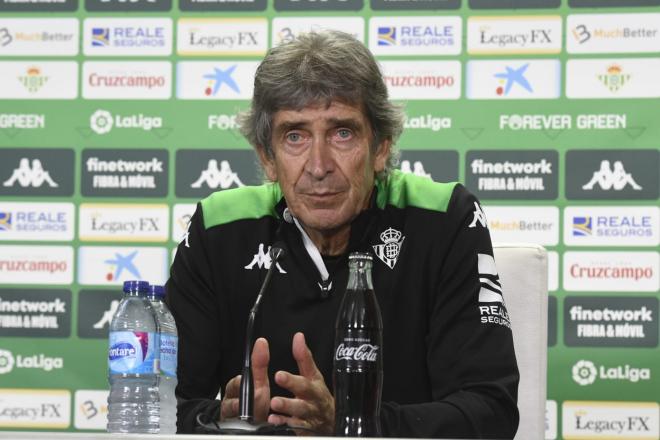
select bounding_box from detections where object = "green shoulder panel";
[377,169,457,213]
[200,183,283,230]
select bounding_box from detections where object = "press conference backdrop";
[0,0,658,438]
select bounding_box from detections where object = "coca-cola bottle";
[333,252,383,437]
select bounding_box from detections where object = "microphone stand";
[206,245,286,435]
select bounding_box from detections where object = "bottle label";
[159,334,178,377]
[108,331,158,375]
[334,329,381,369]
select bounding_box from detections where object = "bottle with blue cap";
[107,280,160,433]
[147,284,178,434]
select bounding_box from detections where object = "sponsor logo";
[573,359,651,386]
[0,113,45,129]
[399,150,458,182]
[0,61,77,99]
[565,207,659,246]
[563,251,659,292]
[85,0,172,11]
[0,348,63,374]
[79,204,169,242]
[272,17,364,46]
[0,289,71,338]
[470,0,560,8]
[82,61,171,100]
[373,227,405,269]
[77,246,168,286]
[567,13,660,54]
[567,58,660,99]
[483,206,559,246]
[77,290,122,339]
[0,203,74,241]
[89,109,163,135]
[82,149,168,198]
[177,18,267,56]
[172,204,195,243]
[335,344,379,362]
[180,0,265,11]
[177,61,258,100]
[566,150,658,200]
[0,389,71,429]
[404,114,452,132]
[468,16,562,54]
[273,0,363,11]
[381,61,461,100]
[0,0,77,11]
[0,18,78,56]
[0,149,74,197]
[244,244,286,273]
[74,390,108,430]
[466,150,558,200]
[175,149,259,198]
[467,60,560,100]
[546,400,557,440]
[564,296,658,348]
[477,253,510,329]
[562,401,659,439]
[83,18,172,56]
[499,113,627,130]
[0,245,73,284]
[469,202,488,229]
[369,16,461,56]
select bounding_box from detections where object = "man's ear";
[374,138,391,174]
[256,146,277,182]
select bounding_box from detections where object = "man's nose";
[305,136,334,179]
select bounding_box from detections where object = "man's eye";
[286,132,302,143]
[337,129,352,139]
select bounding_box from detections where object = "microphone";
[201,242,286,434]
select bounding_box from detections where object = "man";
[166,31,519,438]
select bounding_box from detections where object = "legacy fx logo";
[562,401,659,439]
[90,109,162,135]
[572,359,651,386]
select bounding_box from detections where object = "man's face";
[259,101,389,235]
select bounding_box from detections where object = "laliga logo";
[572,359,651,386]
[572,360,597,386]
[335,344,379,362]
[0,348,63,374]
[90,109,163,135]
[0,349,15,374]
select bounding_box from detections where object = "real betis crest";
[372,227,405,269]
[597,64,630,93]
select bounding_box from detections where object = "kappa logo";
[582,160,642,191]
[3,158,59,188]
[93,300,119,329]
[244,244,286,273]
[191,159,244,189]
[373,227,405,269]
[468,201,488,228]
[400,160,432,179]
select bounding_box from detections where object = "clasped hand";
[220,332,335,436]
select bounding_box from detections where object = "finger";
[268,414,313,437]
[220,397,239,420]
[274,370,316,400]
[291,332,323,380]
[224,375,241,398]
[251,337,270,390]
[270,396,314,419]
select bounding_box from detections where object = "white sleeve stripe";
[477,253,498,276]
[479,288,504,303]
[480,277,502,292]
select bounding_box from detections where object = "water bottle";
[107,280,160,433]
[147,284,178,434]
[334,252,383,437]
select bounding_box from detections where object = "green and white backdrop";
[0,0,658,437]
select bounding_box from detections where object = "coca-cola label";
[335,343,379,362]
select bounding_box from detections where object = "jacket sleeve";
[381,185,520,438]
[165,203,223,433]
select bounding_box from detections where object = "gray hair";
[239,30,404,178]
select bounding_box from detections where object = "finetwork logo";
[572,359,651,386]
[90,109,162,135]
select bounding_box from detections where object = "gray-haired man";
[167,31,519,438]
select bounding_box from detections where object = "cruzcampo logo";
[597,64,630,93]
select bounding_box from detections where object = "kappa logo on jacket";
[373,227,405,269]
[244,243,286,274]
[468,202,488,229]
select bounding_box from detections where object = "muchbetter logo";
[89,109,162,135]
[0,349,14,374]
[572,360,597,385]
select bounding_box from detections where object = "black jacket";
[166,170,519,438]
